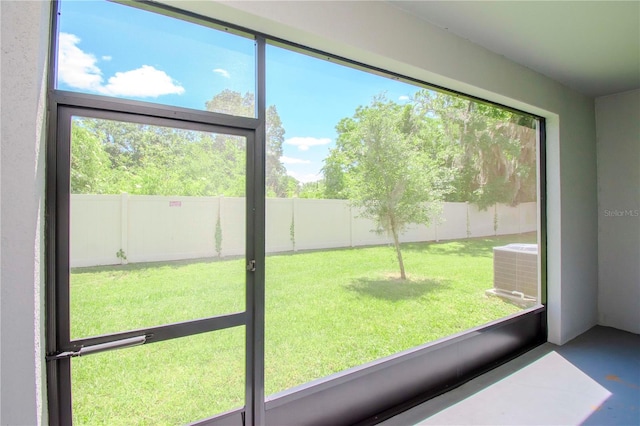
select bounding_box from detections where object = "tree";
[299,180,325,199]
[75,117,246,197]
[326,95,447,279]
[414,90,537,209]
[206,89,289,197]
[205,89,254,117]
[284,176,301,198]
[322,151,349,199]
[265,105,288,197]
[70,123,113,194]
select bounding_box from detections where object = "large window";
[47,2,545,425]
[264,45,540,396]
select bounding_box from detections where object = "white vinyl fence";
[70,194,537,267]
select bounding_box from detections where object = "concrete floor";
[381,326,640,426]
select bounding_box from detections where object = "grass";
[70,233,536,425]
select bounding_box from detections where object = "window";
[69,116,247,339]
[47,2,546,424]
[264,45,540,395]
[71,329,244,424]
[56,0,256,116]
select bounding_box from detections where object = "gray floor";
[381,326,640,426]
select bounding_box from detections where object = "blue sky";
[57,0,422,183]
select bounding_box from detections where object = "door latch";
[247,259,256,272]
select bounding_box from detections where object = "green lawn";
[70,234,536,425]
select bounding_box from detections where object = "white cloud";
[399,95,410,101]
[57,32,184,98]
[285,137,331,151]
[280,156,311,165]
[98,65,185,97]
[102,55,112,61]
[58,33,103,90]
[213,68,231,78]
[287,170,322,183]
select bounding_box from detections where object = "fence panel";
[468,204,496,237]
[219,197,245,257]
[70,195,122,267]
[436,203,468,241]
[350,208,391,247]
[127,196,218,263]
[70,196,538,267]
[294,199,351,251]
[398,203,438,244]
[496,204,521,235]
[266,198,294,253]
[519,202,538,233]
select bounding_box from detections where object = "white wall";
[595,89,640,334]
[0,1,601,423]
[69,196,537,267]
[0,1,50,425]
[161,0,599,345]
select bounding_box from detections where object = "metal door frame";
[46,100,266,425]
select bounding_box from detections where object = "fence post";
[291,197,297,252]
[518,203,523,235]
[434,209,439,242]
[120,192,129,264]
[214,195,223,258]
[466,202,471,239]
[349,203,354,247]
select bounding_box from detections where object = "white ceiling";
[389,1,640,98]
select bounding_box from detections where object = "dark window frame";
[45,1,547,425]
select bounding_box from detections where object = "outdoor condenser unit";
[488,243,538,305]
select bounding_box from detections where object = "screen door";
[47,106,259,425]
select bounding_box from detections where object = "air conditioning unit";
[487,243,538,306]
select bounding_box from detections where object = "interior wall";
[161,0,599,345]
[595,89,640,334]
[0,1,50,425]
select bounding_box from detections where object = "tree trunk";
[391,226,406,280]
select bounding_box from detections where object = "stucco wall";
[596,89,640,334]
[0,1,50,425]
